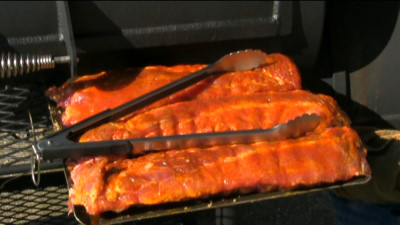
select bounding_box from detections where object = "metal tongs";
[31,49,321,165]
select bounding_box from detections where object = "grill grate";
[0,83,61,178]
[0,186,75,224]
[0,173,77,225]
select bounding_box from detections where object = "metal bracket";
[56,1,77,77]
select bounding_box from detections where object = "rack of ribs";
[46,52,370,217]
[46,53,302,126]
[68,126,369,215]
[79,90,350,143]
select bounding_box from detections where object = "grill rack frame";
[0,83,63,179]
[0,170,77,225]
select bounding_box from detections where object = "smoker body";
[0,1,398,224]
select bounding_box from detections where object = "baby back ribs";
[68,126,370,215]
[53,52,370,218]
[79,90,350,144]
[46,53,301,126]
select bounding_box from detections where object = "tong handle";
[36,113,321,160]
[48,49,268,139]
[34,49,268,160]
[35,139,132,160]
[35,64,215,160]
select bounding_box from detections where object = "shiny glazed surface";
[46,52,371,216]
[68,127,369,215]
[46,54,301,126]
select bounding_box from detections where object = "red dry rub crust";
[46,53,301,127]
[79,90,350,145]
[67,126,370,215]
[52,52,370,217]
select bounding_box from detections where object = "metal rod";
[0,52,71,79]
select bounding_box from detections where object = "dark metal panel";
[349,15,400,129]
[0,1,65,56]
[69,1,293,52]
[0,1,58,38]
[315,2,400,129]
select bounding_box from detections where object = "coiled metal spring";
[0,52,70,79]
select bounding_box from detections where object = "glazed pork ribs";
[79,90,350,143]
[45,52,370,216]
[69,126,369,215]
[47,53,301,126]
